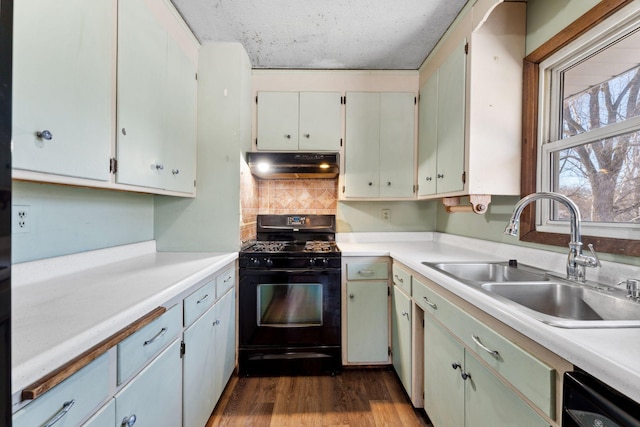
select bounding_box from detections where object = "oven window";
[257,283,323,327]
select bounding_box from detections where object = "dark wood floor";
[207,369,432,427]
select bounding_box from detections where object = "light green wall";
[154,43,252,252]
[525,0,600,55]
[12,182,154,263]
[337,200,436,232]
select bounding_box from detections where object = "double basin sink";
[422,261,640,328]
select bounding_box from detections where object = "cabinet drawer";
[412,277,456,322]
[447,302,555,417]
[14,353,110,427]
[117,304,181,384]
[346,261,388,280]
[184,279,216,328]
[216,266,235,297]
[392,264,411,295]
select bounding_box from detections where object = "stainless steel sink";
[423,261,550,285]
[480,282,640,328]
[422,261,640,328]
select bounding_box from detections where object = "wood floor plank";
[208,369,432,427]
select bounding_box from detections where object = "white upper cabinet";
[418,42,466,197]
[256,91,342,151]
[344,92,415,199]
[417,0,526,199]
[117,0,198,194]
[12,0,114,181]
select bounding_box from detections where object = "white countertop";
[11,241,237,396]
[337,232,640,404]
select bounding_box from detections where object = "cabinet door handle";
[393,274,404,283]
[349,293,355,299]
[172,169,180,175]
[43,400,75,427]
[402,311,409,318]
[303,133,310,138]
[285,134,291,139]
[122,414,137,427]
[387,181,391,186]
[425,176,432,181]
[155,163,164,170]
[196,294,209,304]
[368,182,373,186]
[357,270,374,277]
[36,130,53,140]
[422,296,437,309]
[472,335,500,358]
[451,363,471,380]
[143,327,167,346]
[437,174,444,179]
[213,319,221,326]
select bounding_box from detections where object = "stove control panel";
[286,216,306,225]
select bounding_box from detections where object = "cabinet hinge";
[255,95,258,104]
[416,184,419,192]
[195,73,198,81]
[194,180,197,188]
[388,286,391,296]
[422,318,425,328]
[180,341,186,358]
[465,42,469,55]
[413,184,416,194]
[388,347,392,356]
[462,171,467,184]
[340,138,343,147]
[342,96,346,105]
[418,93,421,103]
[109,157,118,174]
[414,96,417,105]
[342,185,345,193]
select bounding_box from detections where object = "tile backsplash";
[240,166,337,243]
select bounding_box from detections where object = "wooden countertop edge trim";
[21,306,167,401]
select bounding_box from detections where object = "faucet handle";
[586,243,601,267]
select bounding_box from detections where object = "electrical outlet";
[12,205,31,234]
[382,209,391,222]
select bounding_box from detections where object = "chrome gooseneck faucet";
[504,192,600,283]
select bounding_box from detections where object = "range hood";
[246,152,339,179]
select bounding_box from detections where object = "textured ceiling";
[171,0,468,70]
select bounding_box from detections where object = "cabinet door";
[417,72,438,196]
[183,301,219,427]
[379,92,415,198]
[424,319,464,427]
[162,34,197,193]
[298,92,342,151]
[81,399,115,427]
[117,0,168,188]
[392,286,412,395]
[436,41,466,194]
[12,0,113,181]
[346,280,389,363]
[344,92,380,198]
[464,353,550,427]
[115,339,182,427]
[212,289,236,403]
[256,92,299,150]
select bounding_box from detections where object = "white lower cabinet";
[346,280,389,363]
[183,288,236,427]
[424,319,549,427]
[115,339,183,427]
[13,353,110,427]
[391,285,412,394]
[81,399,115,427]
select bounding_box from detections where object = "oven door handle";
[242,268,340,274]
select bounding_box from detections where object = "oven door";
[239,268,341,349]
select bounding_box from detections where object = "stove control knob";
[308,258,317,267]
[265,258,273,268]
[320,258,329,267]
[251,258,261,267]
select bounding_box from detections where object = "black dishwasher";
[563,371,640,427]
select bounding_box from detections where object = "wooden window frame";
[520,0,640,257]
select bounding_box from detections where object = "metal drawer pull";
[196,294,209,304]
[224,275,232,283]
[472,335,500,358]
[122,414,137,426]
[358,270,374,277]
[172,169,180,175]
[36,130,53,140]
[451,363,470,380]
[422,296,437,309]
[213,319,220,326]
[44,400,75,427]
[394,274,404,283]
[143,327,167,346]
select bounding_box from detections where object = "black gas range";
[238,214,341,375]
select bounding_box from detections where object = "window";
[521,0,640,257]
